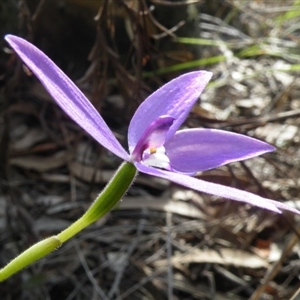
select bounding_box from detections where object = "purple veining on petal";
[134,163,300,214]
[5,35,130,161]
[128,71,212,153]
[165,129,275,174]
[131,116,174,161]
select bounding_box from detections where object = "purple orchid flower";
[5,35,299,215]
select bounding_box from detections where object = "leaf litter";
[1,1,300,299]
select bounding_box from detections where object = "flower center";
[131,115,174,170]
[142,146,171,170]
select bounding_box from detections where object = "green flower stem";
[0,161,137,281]
[58,161,137,243]
[0,236,61,282]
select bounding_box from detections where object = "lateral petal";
[135,163,300,215]
[128,71,212,153]
[5,35,129,161]
[165,129,275,173]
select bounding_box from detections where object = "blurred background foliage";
[2,1,300,299]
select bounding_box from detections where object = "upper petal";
[135,163,300,214]
[164,129,275,173]
[5,35,129,161]
[128,71,212,153]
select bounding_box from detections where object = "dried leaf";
[10,151,72,172]
[154,248,269,269]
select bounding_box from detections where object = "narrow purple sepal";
[165,129,275,173]
[135,163,300,215]
[128,71,212,153]
[5,35,129,161]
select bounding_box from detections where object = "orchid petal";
[5,35,129,161]
[131,116,174,160]
[135,163,300,214]
[128,71,212,152]
[165,129,275,173]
